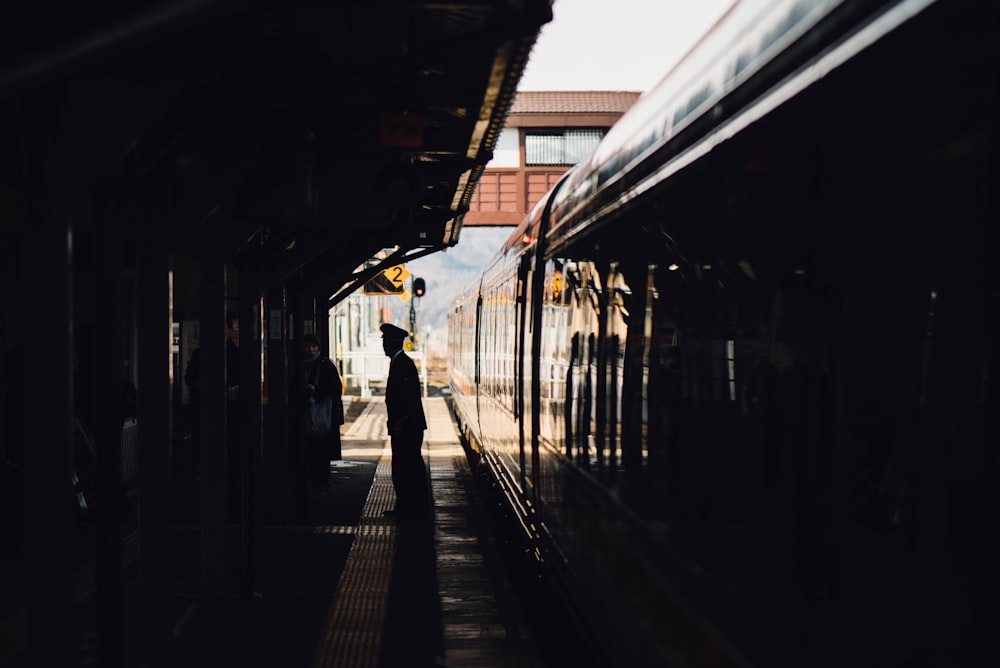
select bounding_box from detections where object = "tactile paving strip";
[312,398,542,668]
[312,401,397,668]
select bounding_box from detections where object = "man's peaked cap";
[380,323,409,339]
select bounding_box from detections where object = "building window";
[491,128,520,168]
[525,129,605,166]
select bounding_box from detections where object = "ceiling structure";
[0,5,552,657]
[0,0,552,307]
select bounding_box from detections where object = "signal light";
[413,277,426,297]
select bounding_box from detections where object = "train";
[446,0,997,666]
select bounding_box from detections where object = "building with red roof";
[464,90,640,226]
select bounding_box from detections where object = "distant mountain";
[386,226,514,352]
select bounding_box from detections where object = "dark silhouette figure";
[302,332,344,501]
[380,323,428,518]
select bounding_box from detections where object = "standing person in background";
[303,333,344,501]
[380,323,428,518]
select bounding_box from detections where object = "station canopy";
[0,0,551,303]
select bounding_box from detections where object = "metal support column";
[238,271,262,600]
[199,237,227,598]
[21,108,74,667]
[96,192,125,668]
[290,293,307,519]
[263,286,290,519]
[136,206,173,647]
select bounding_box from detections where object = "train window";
[565,262,600,469]
[602,266,630,471]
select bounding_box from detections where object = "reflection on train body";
[448,1,997,666]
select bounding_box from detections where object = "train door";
[474,293,483,428]
[515,254,532,491]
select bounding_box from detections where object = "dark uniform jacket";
[384,350,426,435]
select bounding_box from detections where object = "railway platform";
[165,396,545,667]
[0,397,550,667]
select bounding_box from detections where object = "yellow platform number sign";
[363,264,410,295]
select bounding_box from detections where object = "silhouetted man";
[380,323,428,518]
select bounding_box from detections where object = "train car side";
[449,1,997,666]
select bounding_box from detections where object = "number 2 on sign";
[384,264,410,287]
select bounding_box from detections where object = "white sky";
[516,0,735,93]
